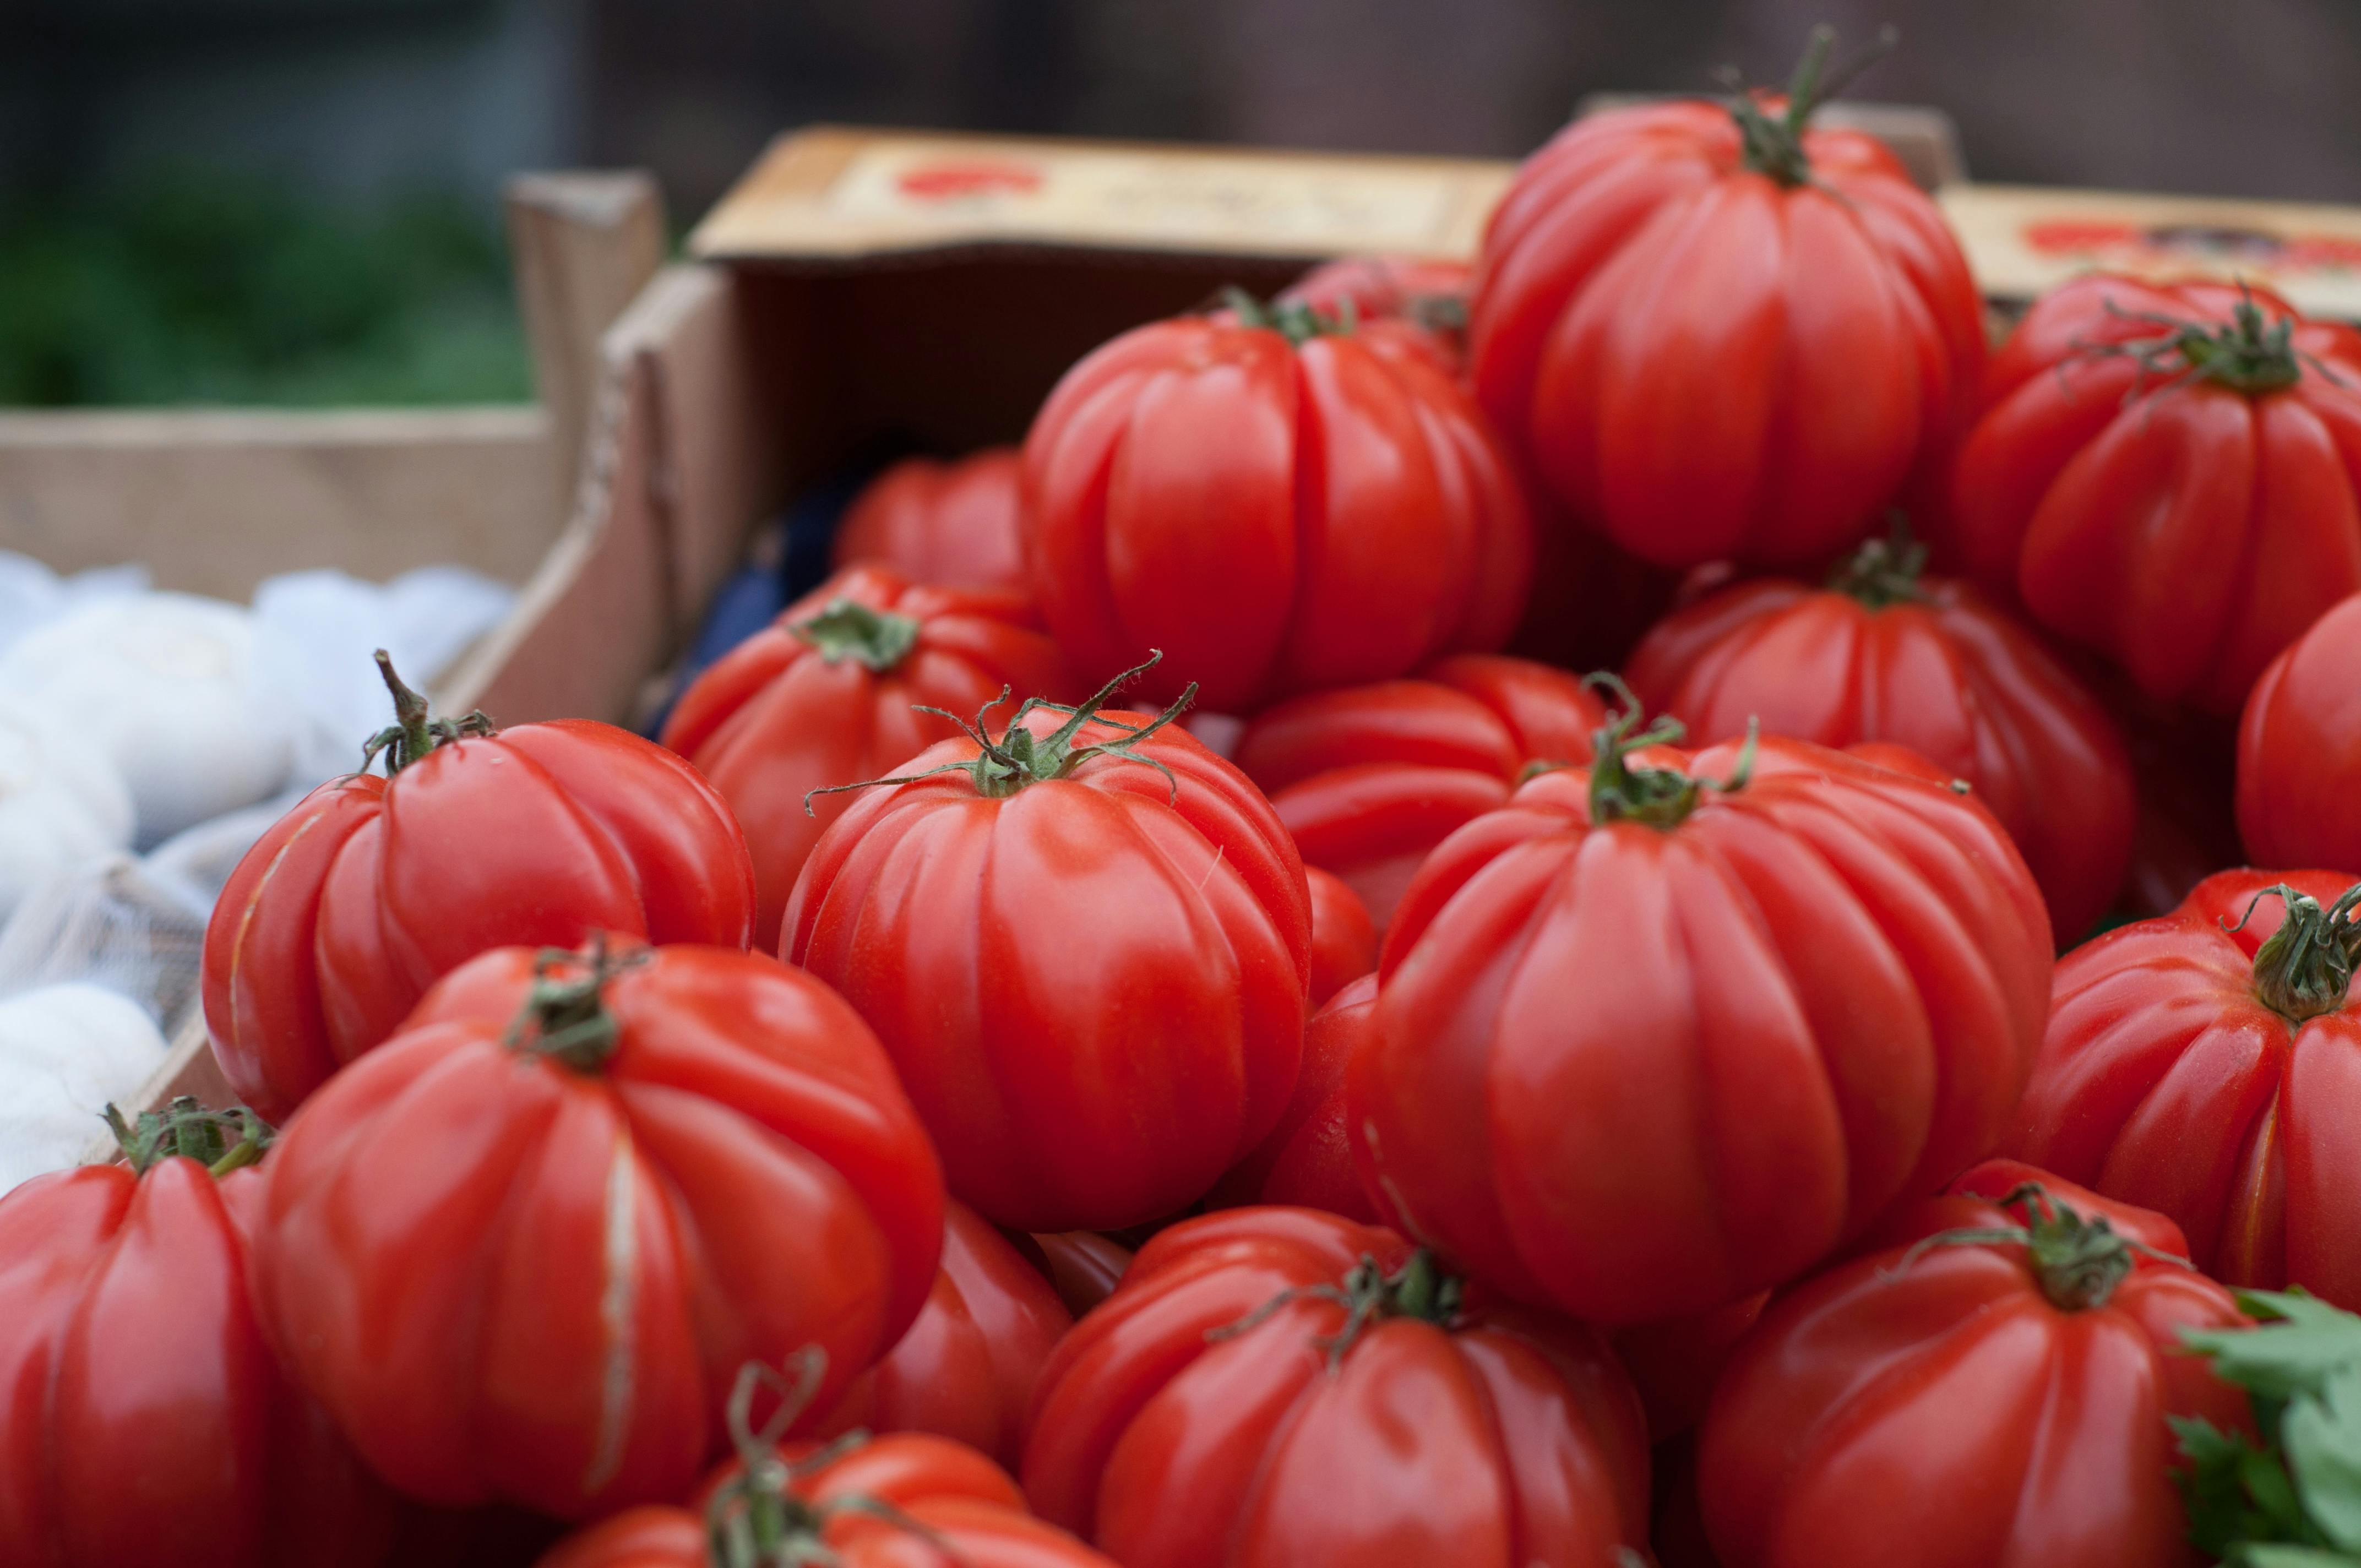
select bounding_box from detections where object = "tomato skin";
[1470,100,1983,569]
[1612,1293,1768,1444]
[0,1161,389,1567]
[1695,1191,2250,1568]
[538,1431,1116,1568]
[2238,591,2361,870]
[1280,255,1471,375]
[1021,313,1532,713]
[2006,866,2361,1308]
[1950,275,2361,712]
[1355,738,2054,1324]
[1234,654,1607,930]
[1210,972,1381,1223]
[783,709,1310,1232]
[248,943,946,1520]
[808,1199,1072,1467]
[831,449,1030,596]
[1304,866,1378,1005]
[1625,568,2135,937]
[660,564,1070,950]
[204,717,755,1123]
[1020,1207,1650,1567]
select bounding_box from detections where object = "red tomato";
[541,1425,1113,1568]
[831,449,1030,596]
[204,655,755,1124]
[1470,39,1984,568]
[1939,1157,2191,1258]
[782,668,1311,1232]
[1354,693,2054,1323]
[1696,1183,2250,1567]
[1022,300,1532,712]
[1304,865,1378,1004]
[249,940,946,1519]
[2006,867,2361,1307]
[1949,275,2361,712]
[1625,526,2136,938]
[1022,1207,1651,1566]
[1234,654,1608,929]
[660,564,1069,950]
[0,1105,388,1567]
[1018,1231,1134,1317]
[808,1199,1071,1467]
[1279,254,1471,374]
[1209,972,1381,1223]
[2239,591,2361,870]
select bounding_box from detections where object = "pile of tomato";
[10,30,2361,1568]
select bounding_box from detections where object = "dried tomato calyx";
[1723,24,1897,188]
[361,649,494,775]
[1210,1249,1468,1372]
[1581,673,1756,831]
[2229,882,2361,1025]
[1827,514,1929,610]
[707,1352,953,1568]
[804,650,1199,812]
[1221,286,1355,346]
[502,935,649,1072]
[791,597,922,673]
[102,1096,274,1178]
[1894,1183,2191,1313]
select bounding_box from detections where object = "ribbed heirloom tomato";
[204,654,755,1122]
[806,1199,1071,1467]
[2238,591,2361,870]
[1698,1180,2251,1568]
[1470,31,1983,568]
[248,940,945,1520]
[1022,1207,1651,1567]
[1950,275,2361,712]
[542,1366,1115,1568]
[830,448,1030,597]
[2007,868,2361,1308]
[1354,688,2054,1323]
[782,661,1310,1232]
[1234,654,1607,929]
[659,564,1069,949]
[0,1103,388,1568]
[1625,525,2136,937]
[1022,294,1532,712]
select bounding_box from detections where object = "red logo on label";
[895,160,1045,202]
[2025,218,2361,274]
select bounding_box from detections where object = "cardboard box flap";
[1944,183,2361,320]
[690,126,1513,265]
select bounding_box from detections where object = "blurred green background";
[0,176,529,406]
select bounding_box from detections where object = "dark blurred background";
[7,0,2359,407]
